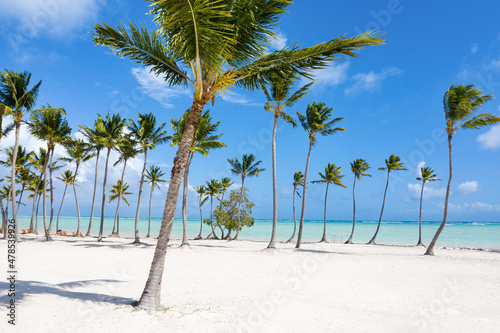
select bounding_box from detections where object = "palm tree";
[367,154,407,245]
[26,175,48,235]
[295,102,345,249]
[312,163,347,243]
[205,179,222,239]
[287,171,304,243]
[15,168,32,215]
[55,170,76,234]
[60,139,94,237]
[228,154,265,241]
[108,180,133,230]
[219,177,234,239]
[170,109,225,246]
[0,146,33,215]
[0,69,62,241]
[144,166,167,238]
[93,0,383,309]
[1,183,11,238]
[81,117,106,237]
[262,74,311,249]
[416,166,440,246]
[96,113,126,242]
[194,185,208,240]
[345,159,371,244]
[0,108,14,143]
[27,148,48,232]
[110,140,141,237]
[128,113,168,244]
[425,84,498,255]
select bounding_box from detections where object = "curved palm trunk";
[147,183,153,238]
[49,147,55,232]
[56,184,68,233]
[111,160,127,237]
[345,177,357,244]
[195,196,203,239]
[425,135,453,255]
[73,163,81,236]
[233,178,245,240]
[320,183,329,243]
[417,180,426,246]
[180,153,193,246]
[16,184,26,215]
[42,147,53,241]
[296,141,313,249]
[9,120,20,242]
[86,150,100,236]
[267,114,279,249]
[138,99,205,310]
[134,148,148,244]
[368,171,390,245]
[286,185,298,243]
[97,148,111,242]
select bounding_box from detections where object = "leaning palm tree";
[416,166,440,246]
[425,84,498,255]
[295,102,345,249]
[170,109,225,246]
[108,180,133,230]
[96,113,126,242]
[367,154,407,245]
[345,159,371,244]
[262,74,311,249]
[144,166,167,238]
[228,154,265,240]
[312,163,347,243]
[194,185,208,240]
[93,0,383,309]
[287,171,304,243]
[0,69,63,241]
[55,170,76,233]
[128,112,168,244]
[204,179,222,239]
[110,140,141,237]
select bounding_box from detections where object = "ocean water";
[17,215,500,250]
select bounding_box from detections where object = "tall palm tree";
[128,112,168,244]
[110,140,141,237]
[194,185,208,240]
[60,139,94,237]
[55,170,75,234]
[312,163,347,243]
[170,109,225,246]
[295,102,345,249]
[27,148,48,232]
[415,166,440,246]
[262,74,311,249]
[205,179,222,239]
[426,84,498,255]
[0,69,62,241]
[345,159,371,244]
[228,154,265,241]
[287,171,304,243]
[93,0,383,309]
[81,117,106,237]
[144,166,167,238]
[96,113,126,242]
[367,154,407,245]
[108,180,133,230]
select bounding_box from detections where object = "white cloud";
[304,61,350,88]
[407,183,446,200]
[477,124,500,150]
[270,32,287,50]
[345,67,402,96]
[222,91,260,106]
[131,67,190,108]
[455,180,479,195]
[416,161,426,177]
[446,201,500,212]
[470,43,479,54]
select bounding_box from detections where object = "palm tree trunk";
[320,183,329,243]
[296,141,313,249]
[417,181,425,246]
[3,204,9,239]
[345,177,357,244]
[35,195,40,234]
[233,178,245,240]
[29,171,43,232]
[9,120,20,242]
[111,160,127,237]
[137,98,205,310]
[97,148,111,242]
[195,197,203,239]
[181,153,193,246]
[56,184,68,234]
[86,149,100,236]
[73,163,81,236]
[42,146,52,241]
[147,183,153,238]
[49,147,55,232]
[267,114,279,249]
[368,171,390,245]
[134,148,148,244]
[425,135,453,255]
[286,185,297,243]
[16,184,25,216]
[1,198,6,239]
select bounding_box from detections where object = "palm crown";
[97,113,126,149]
[312,163,347,188]
[128,112,169,150]
[378,154,407,172]
[145,165,167,191]
[293,171,304,187]
[1,145,34,173]
[205,179,222,198]
[56,170,76,187]
[61,139,95,167]
[27,108,72,149]
[108,180,133,206]
[114,139,141,167]
[297,101,345,145]
[351,158,371,180]
[417,167,440,183]
[228,154,265,181]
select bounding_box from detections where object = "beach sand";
[1,235,499,332]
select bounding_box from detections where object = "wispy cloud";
[407,183,446,200]
[446,201,500,212]
[222,91,260,106]
[304,61,350,89]
[270,32,287,50]
[455,180,479,195]
[477,123,500,150]
[470,43,479,54]
[344,67,402,96]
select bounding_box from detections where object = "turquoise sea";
[17,215,500,250]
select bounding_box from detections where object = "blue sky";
[1,0,499,222]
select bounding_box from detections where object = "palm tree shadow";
[72,241,154,249]
[0,279,134,306]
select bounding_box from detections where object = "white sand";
[1,234,499,332]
